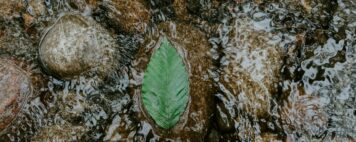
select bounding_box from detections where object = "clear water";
[0,0,355,141]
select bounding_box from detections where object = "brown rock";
[280,84,329,138]
[129,22,213,141]
[39,13,118,80]
[173,0,189,20]
[0,0,24,19]
[218,20,283,118]
[102,0,150,33]
[214,16,283,137]
[0,59,32,132]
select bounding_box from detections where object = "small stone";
[39,13,117,80]
[0,59,32,132]
[31,124,87,142]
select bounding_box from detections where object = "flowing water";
[0,0,355,141]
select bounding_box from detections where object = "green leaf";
[142,37,189,129]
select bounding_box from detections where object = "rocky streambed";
[0,0,355,141]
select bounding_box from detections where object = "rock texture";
[48,91,88,124]
[0,0,24,19]
[0,59,32,132]
[280,85,329,138]
[31,124,87,142]
[214,13,284,140]
[39,13,117,80]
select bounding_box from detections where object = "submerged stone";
[280,85,329,138]
[218,21,282,118]
[214,11,284,138]
[0,59,32,132]
[39,13,117,80]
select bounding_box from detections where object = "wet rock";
[0,59,32,132]
[289,13,354,141]
[31,124,87,142]
[129,22,213,141]
[217,20,283,118]
[99,0,150,33]
[280,84,329,138]
[0,1,24,19]
[39,13,118,80]
[212,8,285,139]
[0,19,36,57]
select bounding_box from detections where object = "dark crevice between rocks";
[100,34,142,94]
[92,5,129,35]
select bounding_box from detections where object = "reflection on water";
[0,0,355,141]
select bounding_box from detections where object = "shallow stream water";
[0,0,355,141]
